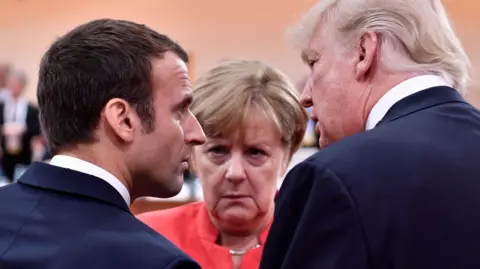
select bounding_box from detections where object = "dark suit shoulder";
[52,235,198,269]
[48,214,199,269]
[0,183,199,269]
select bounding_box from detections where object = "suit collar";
[377,86,466,127]
[18,162,130,212]
[49,155,131,205]
[366,75,450,130]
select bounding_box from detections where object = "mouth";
[222,194,249,199]
[314,123,321,136]
[180,157,189,170]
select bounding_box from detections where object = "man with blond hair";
[260,0,480,268]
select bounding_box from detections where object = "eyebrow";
[173,92,193,111]
[301,50,321,65]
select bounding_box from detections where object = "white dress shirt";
[49,155,131,205]
[3,95,28,125]
[365,75,451,130]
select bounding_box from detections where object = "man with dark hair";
[0,19,205,269]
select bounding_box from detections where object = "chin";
[140,174,184,198]
[219,208,256,224]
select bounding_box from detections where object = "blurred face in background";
[192,113,288,235]
[6,74,26,98]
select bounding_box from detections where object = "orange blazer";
[137,201,271,269]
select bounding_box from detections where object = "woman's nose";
[225,155,246,183]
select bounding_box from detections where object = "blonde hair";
[191,60,308,159]
[290,0,471,94]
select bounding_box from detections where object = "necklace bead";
[229,244,261,256]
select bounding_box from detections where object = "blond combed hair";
[290,0,471,94]
[191,60,309,159]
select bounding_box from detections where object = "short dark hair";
[37,19,188,154]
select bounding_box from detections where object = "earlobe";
[354,31,378,81]
[104,98,136,143]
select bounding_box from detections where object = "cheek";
[196,158,227,209]
[249,166,280,211]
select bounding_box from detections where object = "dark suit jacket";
[0,102,41,164]
[260,86,480,269]
[0,163,200,269]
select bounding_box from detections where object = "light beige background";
[0,0,479,105]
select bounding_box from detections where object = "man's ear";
[103,98,137,143]
[354,31,379,81]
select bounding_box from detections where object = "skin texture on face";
[299,26,380,148]
[104,51,206,199]
[192,114,288,235]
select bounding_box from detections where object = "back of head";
[191,60,309,160]
[291,0,470,93]
[37,19,188,154]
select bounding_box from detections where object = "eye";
[307,59,317,69]
[247,147,266,157]
[175,107,189,120]
[208,145,228,155]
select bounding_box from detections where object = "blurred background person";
[138,60,308,269]
[0,70,41,182]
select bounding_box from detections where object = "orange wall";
[0,0,479,105]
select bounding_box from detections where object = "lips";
[223,194,249,199]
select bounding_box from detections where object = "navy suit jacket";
[260,87,480,269]
[0,163,200,269]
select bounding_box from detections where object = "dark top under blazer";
[0,163,200,269]
[260,86,480,269]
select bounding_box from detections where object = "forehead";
[211,113,282,146]
[151,51,190,99]
[302,24,327,60]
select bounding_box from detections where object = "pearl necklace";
[229,244,261,256]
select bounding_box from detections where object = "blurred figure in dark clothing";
[0,71,41,181]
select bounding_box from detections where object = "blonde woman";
[138,60,308,269]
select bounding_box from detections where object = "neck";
[362,72,421,123]
[219,232,259,250]
[57,144,132,193]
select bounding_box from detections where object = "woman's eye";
[208,145,227,155]
[248,147,266,157]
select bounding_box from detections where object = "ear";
[354,31,379,81]
[103,98,137,143]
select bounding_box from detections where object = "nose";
[184,112,206,146]
[225,153,246,184]
[300,79,313,108]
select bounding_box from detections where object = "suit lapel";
[18,162,130,212]
[376,86,466,127]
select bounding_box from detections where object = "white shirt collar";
[365,75,450,130]
[49,155,131,205]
